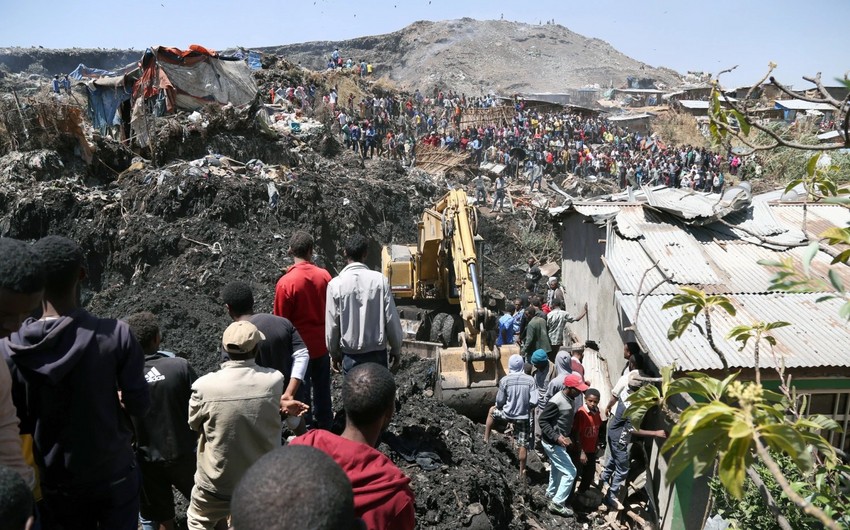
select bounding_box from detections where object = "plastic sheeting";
[248,51,262,70]
[86,79,132,132]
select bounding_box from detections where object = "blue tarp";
[248,51,262,70]
[86,80,132,132]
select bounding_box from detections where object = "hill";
[262,18,681,94]
[1,19,681,96]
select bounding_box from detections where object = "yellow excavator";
[382,189,518,418]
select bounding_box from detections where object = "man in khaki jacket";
[186,321,307,530]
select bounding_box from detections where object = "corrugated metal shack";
[549,185,850,530]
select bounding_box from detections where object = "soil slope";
[263,18,681,94]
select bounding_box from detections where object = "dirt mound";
[379,354,586,530]
[264,18,681,95]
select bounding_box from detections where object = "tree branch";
[753,435,841,530]
[746,467,794,530]
[801,73,843,107]
[769,75,839,107]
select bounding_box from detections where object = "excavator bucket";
[435,344,518,421]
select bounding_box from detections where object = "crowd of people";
[0,232,411,530]
[484,258,668,516]
[311,53,749,195]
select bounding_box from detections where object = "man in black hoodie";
[1,235,150,530]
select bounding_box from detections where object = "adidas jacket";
[132,353,198,463]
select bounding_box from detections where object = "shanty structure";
[606,113,654,133]
[134,45,258,114]
[774,99,836,122]
[549,186,850,530]
[414,143,471,176]
[456,105,514,130]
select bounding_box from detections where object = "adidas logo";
[145,367,165,383]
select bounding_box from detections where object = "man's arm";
[187,384,205,432]
[633,428,668,440]
[325,282,341,361]
[495,381,506,410]
[384,278,404,366]
[538,401,570,448]
[286,324,308,398]
[273,277,290,319]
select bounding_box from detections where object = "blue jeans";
[600,439,630,504]
[541,440,577,505]
[342,350,388,376]
[297,354,333,430]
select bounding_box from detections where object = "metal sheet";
[617,292,850,371]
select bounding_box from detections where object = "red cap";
[563,373,589,392]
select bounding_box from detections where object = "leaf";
[831,249,850,265]
[727,419,753,439]
[662,294,692,310]
[829,269,845,292]
[714,299,737,316]
[718,437,752,499]
[667,377,716,400]
[731,109,751,136]
[802,241,819,277]
[806,153,821,178]
[840,302,850,321]
[668,312,695,340]
[785,178,804,195]
[764,321,791,331]
[758,259,786,268]
[820,227,850,245]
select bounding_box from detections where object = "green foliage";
[710,454,821,530]
[661,287,736,340]
[727,321,790,351]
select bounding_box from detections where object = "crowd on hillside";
[310,56,751,194]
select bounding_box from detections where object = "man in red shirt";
[570,388,602,495]
[291,363,415,530]
[274,231,333,430]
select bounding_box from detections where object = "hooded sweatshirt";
[291,429,415,530]
[541,350,572,411]
[1,309,150,489]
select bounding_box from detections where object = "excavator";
[382,189,519,418]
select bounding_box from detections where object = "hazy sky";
[2,0,847,88]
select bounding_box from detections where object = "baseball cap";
[563,373,589,392]
[222,321,266,355]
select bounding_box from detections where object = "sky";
[2,0,847,88]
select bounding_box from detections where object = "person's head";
[530,349,548,368]
[530,295,542,308]
[230,445,360,530]
[342,363,396,443]
[222,281,254,318]
[548,276,559,288]
[513,297,522,311]
[508,353,524,374]
[288,231,314,260]
[343,234,369,263]
[624,341,640,360]
[125,311,161,355]
[525,305,537,319]
[0,238,45,339]
[527,257,535,266]
[570,345,584,361]
[0,464,34,530]
[629,350,645,372]
[584,388,601,411]
[550,298,562,311]
[221,320,265,361]
[32,235,84,302]
[563,373,589,398]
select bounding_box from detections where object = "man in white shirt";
[326,234,403,376]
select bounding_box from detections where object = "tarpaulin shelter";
[70,62,138,81]
[133,45,258,113]
[86,75,135,133]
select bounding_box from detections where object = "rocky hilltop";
[262,18,681,94]
[2,19,680,95]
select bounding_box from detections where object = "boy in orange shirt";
[570,388,602,494]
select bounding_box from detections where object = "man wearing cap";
[483,354,538,481]
[186,321,308,530]
[599,371,666,512]
[545,276,565,310]
[538,373,588,517]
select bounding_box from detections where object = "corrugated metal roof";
[573,204,622,217]
[617,292,850,370]
[608,113,653,121]
[774,100,836,111]
[644,186,720,219]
